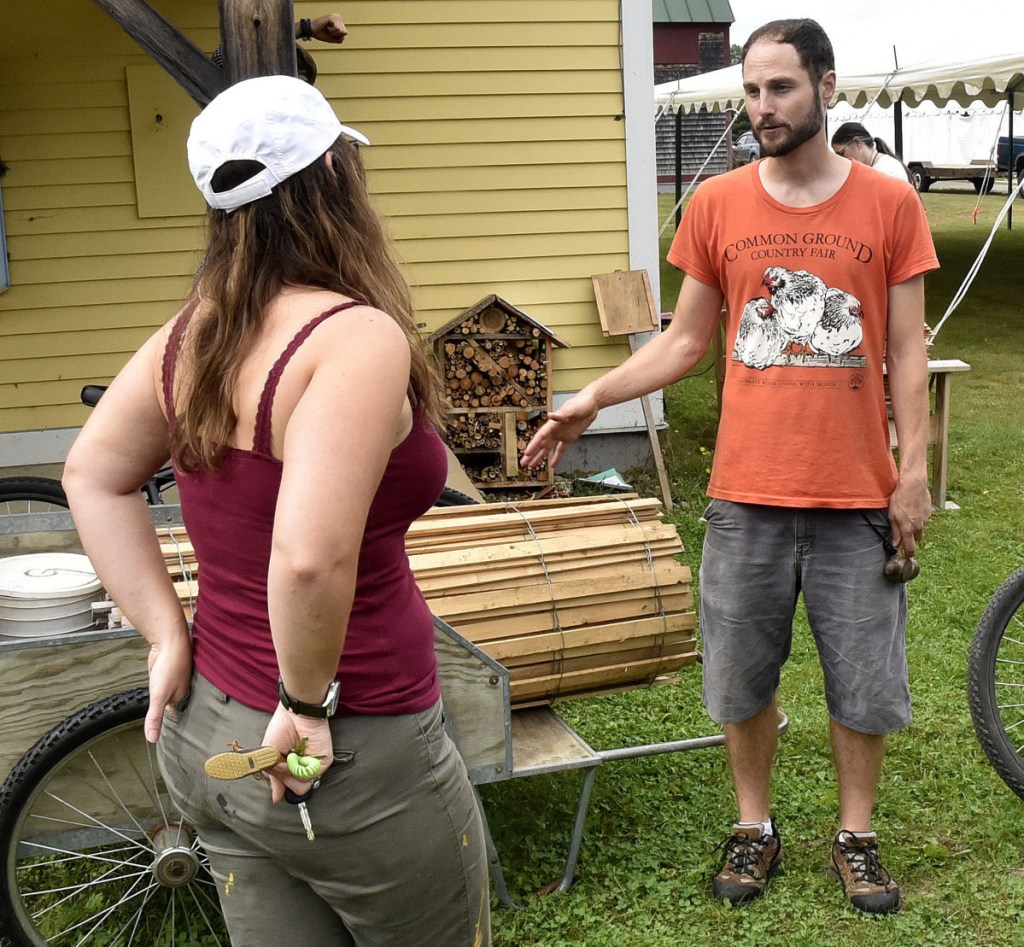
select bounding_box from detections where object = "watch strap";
[278,678,339,718]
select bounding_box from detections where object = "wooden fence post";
[219,0,297,84]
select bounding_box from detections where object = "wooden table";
[888,358,972,510]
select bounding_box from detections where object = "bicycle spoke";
[59,871,156,945]
[2,695,228,946]
[87,740,167,840]
[21,851,148,900]
[32,790,154,855]
[184,876,226,938]
[28,863,152,925]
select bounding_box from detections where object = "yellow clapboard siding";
[0,0,630,437]
[10,228,204,261]
[1,405,92,432]
[336,1,618,25]
[554,343,633,371]
[0,302,183,338]
[371,164,625,192]
[11,251,202,285]
[2,352,136,387]
[321,71,621,99]
[1,183,139,211]
[1,131,132,162]
[8,81,134,111]
[0,109,127,137]
[416,305,605,339]
[5,205,204,238]
[309,47,620,74]
[374,187,626,218]
[411,280,614,314]
[322,22,617,49]
[386,208,628,240]
[392,231,627,266]
[2,324,164,358]
[8,156,135,189]
[356,139,625,168]
[333,94,624,123]
[1,277,194,312]
[2,377,130,412]
[396,252,630,286]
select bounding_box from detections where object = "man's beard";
[755,90,824,158]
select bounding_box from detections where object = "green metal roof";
[652,0,734,24]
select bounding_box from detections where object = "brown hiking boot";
[828,830,901,914]
[712,821,782,904]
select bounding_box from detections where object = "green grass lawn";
[484,189,1024,946]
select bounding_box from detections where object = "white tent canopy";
[655,53,1024,114]
[829,99,1024,166]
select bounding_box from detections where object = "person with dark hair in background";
[524,17,937,916]
[831,121,915,185]
[63,75,490,947]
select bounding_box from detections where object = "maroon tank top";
[163,302,445,715]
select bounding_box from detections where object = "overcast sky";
[728,0,1019,74]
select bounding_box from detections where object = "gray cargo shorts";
[157,672,490,947]
[698,499,911,734]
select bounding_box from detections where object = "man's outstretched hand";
[521,391,600,471]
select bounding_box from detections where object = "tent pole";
[675,106,683,229]
[1008,91,1014,230]
[893,94,904,159]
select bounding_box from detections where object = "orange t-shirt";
[667,160,938,508]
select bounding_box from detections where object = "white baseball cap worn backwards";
[188,75,370,213]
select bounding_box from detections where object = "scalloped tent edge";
[654,54,1024,114]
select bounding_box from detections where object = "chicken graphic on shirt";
[733,298,786,370]
[761,266,827,354]
[810,288,864,362]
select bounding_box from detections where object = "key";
[285,781,319,842]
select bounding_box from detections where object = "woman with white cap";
[63,75,490,946]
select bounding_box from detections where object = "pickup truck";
[996,135,1024,184]
[905,159,998,193]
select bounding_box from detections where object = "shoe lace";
[719,832,770,877]
[835,833,892,885]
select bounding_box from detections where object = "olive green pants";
[157,672,490,946]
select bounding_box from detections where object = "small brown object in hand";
[204,744,282,781]
[884,550,920,583]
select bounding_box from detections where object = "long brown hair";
[170,137,443,471]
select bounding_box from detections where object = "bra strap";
[252,301,366,455]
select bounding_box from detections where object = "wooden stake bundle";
[409,496,695,703]
[121,496,697,706]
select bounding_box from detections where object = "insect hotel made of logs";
[427,295,569,490]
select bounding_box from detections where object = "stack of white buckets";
[0,553,102,638]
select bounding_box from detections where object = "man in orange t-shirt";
[523,18,937,916]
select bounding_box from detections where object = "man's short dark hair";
[741,18,835,86]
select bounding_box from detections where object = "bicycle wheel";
[0,689,228,946]
[968,565,1024,800]
[434,486,481,507]
[0,477,68,514]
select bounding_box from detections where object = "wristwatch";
[278,678,340,718]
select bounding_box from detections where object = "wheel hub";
[149,822,200,888]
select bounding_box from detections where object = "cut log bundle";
[105,496,697,706]
[443,337,547,409]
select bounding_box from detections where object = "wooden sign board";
[591,271,659,337]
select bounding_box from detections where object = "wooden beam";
[91,0,227,106]
[219,0,297,84]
